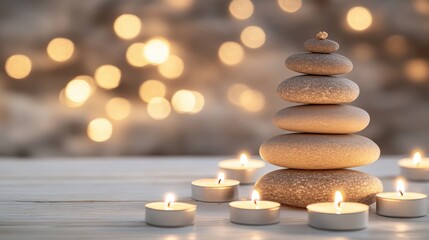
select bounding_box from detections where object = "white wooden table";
[0,156,428,239]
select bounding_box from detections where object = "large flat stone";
[273,105,370,134]
[255,169,383,208]
[259,134,380,169]
[277,75,359,104]
[285,53,353,75]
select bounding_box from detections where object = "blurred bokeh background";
[0,0,428,157]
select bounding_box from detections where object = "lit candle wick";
[399,190,404,197]
[240,153,248,167]
[217,172,225,185]
[218,178,222,184]
[251,190,260,207]
[165,193,175,209]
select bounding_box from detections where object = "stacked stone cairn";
[255,32,383,208]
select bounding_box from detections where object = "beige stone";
[285,53,353,75]
[255,169,383,208]
[273,105,370,134]
[259,134,380,169]
[277,75,359,104]
[304,38,339,53]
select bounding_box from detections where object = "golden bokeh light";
[413,0,429,15]
[94,65,121,89]
[47,38,74,62]
[190,91,205,114]
[218,42,244,66]
[403,59,429,83]
[143,37,171,64]
[147,97,171,120]
[229,0,254,20]
[5,54,32,79]
[172,90,196,114]
[126,42,148,67]
[227,84,250,105]
[139,80,167,103]
[74,75,97,94]
[346,6,373,31]
[59,88,84,108]
[384,35,408,58]
[165,0,193,10]
[113,14,142,40]
[65,79,91,104]
[105,97,131,120]
[87,118,113,142]
[277,0,302,13]
[240,26,266,49]
[158,55,185,79]
[239,89,265,112]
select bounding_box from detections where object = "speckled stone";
[255,169,383,208]
[273,105,370,134]
[304,38,339,53]
[285,53,353,75]
[259,134,380,169]
[277,75,359,104]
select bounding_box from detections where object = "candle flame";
[240,153,248,166]
[334,191,343,213]
[413,152,422,166]
[165,193,175,209]
[252,190,260,205]
[396,179,405,197]
[217,172,225,184]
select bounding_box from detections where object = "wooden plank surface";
[0,156,428,240]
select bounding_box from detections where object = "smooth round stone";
[259,134,380,169]
[255,169,383,208]
[277,75,359,104]
[304,38,339,53]
[285,53,353,75]
[273,105,370,134]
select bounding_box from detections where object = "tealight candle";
[191,173,239,202]
[218,153,265,184]
[229,190,280,225]
[145,193,196,227]
[399,152,429,181]
[307,191,369,231]
[376,179,427,218]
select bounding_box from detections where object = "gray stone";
[304,38,339,53]
[285,53,353,75]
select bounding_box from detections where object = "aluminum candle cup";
[306,191,368,231]
[376,179,427,218]
[191,173,239,202]
[218,153,265,184]
[229,190,280,225]
[145,194,196,227]
[399,152,429,181]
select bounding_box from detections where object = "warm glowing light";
[229,0,254,20]
[165,193,175,209]
[47,38,74,62]
[277,0,302,13]
[65,79,91,104]
[413,152,422,166]
[334,191,343,213]
[403,59,429,83]
[5,54,32,79]
[218,42,244,66]
[139,80,167,103]
[227,84,250,105]
[190,91,205,114]
[384,35,408,58]
[165,0,193,10]
[239,89,265,112]
[74,75,96,94]
[217,172,225,184]
[413,0,429,15]
[346,7,373,31]
[240,153,248,166]
[113,14,142,40]
[240,26,266,49]
[252,190,260,205]
[172,90,195,114]
[147,97,171,120]
[158,55,184,79]
[396,179,405,197]
[126,43,148,67]
[143,37,171,64]
[94,65,121,89]
[105,97,131,120]
[59,89,84,108]
[87,118,113,142]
